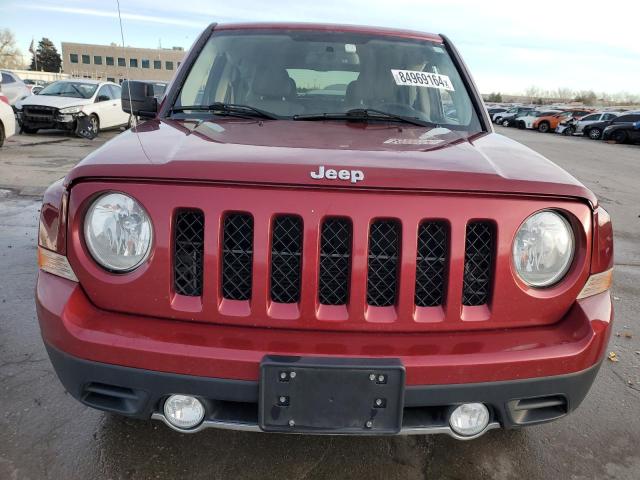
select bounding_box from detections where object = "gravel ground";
[0,126,638,480]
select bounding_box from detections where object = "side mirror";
[96,94,110,103]
[121,80,158,118]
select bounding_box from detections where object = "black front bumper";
[18,111,76,131]
[46,344,602,436]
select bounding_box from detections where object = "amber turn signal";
[38,246,78,282]
[577,269,613,300]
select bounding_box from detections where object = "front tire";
[588,128,602,140]
[87,114,100,138]
[537,122,550,133]
[502,119,510,127]
[612,130,627,144]
[562,126,575,136]
[0,123,4,147]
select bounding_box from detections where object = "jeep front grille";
[171,208,496,320]
[462,222,494,306]
[270,216,303,304]
[367,220,400,307]
[222,213,253,301]
[173,210,204,296]
[415,221,447,307]
[319,218,352,305]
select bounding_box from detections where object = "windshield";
[174,29,482,132]
[38,81,98,99]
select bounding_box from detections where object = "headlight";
[512,210,574,287]
[84,192,152,272]
[59,106,82,114]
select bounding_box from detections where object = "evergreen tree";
[29,38,62,72]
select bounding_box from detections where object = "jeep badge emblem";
[310,166,364,183]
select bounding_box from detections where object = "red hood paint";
[66,119,596,205]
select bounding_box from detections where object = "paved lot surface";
[0,127,638,480]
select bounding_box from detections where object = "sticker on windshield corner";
[391,70,455,91]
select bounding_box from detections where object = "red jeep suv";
[36,23,614,439]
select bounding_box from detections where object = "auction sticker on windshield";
[391,70,455,91]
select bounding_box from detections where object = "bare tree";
[0,29,24,69]
[524,86,542,101]
[555,87,574,102]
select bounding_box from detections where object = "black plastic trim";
[46,344,602,429]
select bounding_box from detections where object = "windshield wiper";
[170,102,279,120]
[293,108,436,128]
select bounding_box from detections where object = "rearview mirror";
[121,80,158,118]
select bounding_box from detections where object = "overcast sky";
[1,0,639,95]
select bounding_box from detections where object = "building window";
[141,59,150,69]
[118,57,126,67]
[82,54,90,64]
[107,77,115,82]
[130,58,138,68]
[94,56,102,65]
[69,54,78,64]
[153,60,161,70]
[106,57,114,66]
[165,61,174,70]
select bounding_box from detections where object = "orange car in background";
[532,109,594,133]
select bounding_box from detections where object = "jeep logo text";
[310,166,364,183]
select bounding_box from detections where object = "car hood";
[66,118,596,205]
[18,95,93,109]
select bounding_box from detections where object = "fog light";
[163,395,205,430]
[449,403,490,437]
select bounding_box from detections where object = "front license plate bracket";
[259,356,405,434]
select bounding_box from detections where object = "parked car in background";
[576,112,623,139]
[23,79,48,94]
[0,70,32,106]
[486,107,507,117]
[532,109,593,133]
[515,110,561,129]
[0,91,17,147]
[602,113,640,144]
[493,106,534,125]
[581,112,639,141]
[15,79,130,137]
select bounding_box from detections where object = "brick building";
[61,42,185,83]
